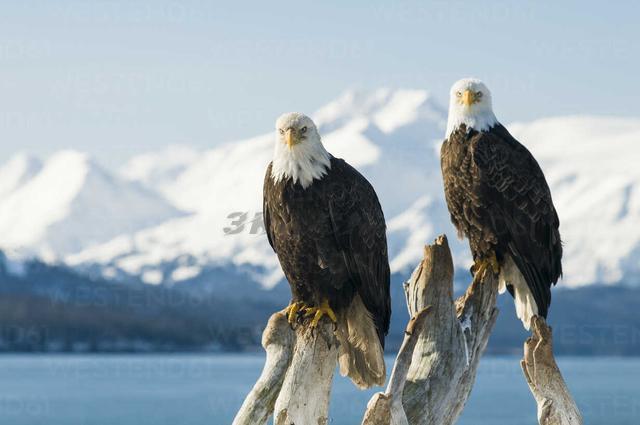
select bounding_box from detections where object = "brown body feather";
[263,156,391,387]
[441,124,562,318]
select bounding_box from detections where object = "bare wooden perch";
[233,234,582,425]
[232,308,338,425]
[273,319,338,424]
[232,311,294,425]
[399,235,499,425]
[361,306,432,425]
[521,317,583,425]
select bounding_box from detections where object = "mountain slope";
[69,89,462,286]
[508,117,640,285]
[120,145,200,204]
[0,153,42,198]
[1,89,638,289]
[0,151,185,260]
[72,92,640,288]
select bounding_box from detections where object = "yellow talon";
[304,299,337,328]
[285,302,304,324]
[473,251,500,278]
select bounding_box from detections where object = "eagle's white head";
[271,112,331,188]
[445,78,498,138]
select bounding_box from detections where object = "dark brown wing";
[263,159,391,344]
[326,159,391,346]
[473,125,562,317]
[263,163,275,250]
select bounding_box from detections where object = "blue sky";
[0,0,638,167]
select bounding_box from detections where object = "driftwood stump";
[362,306,431,425]
[232,234,582,425]
[399,235,499,424]
[273,319,338,424]
[521,317,583,425]
[232,310,338,425]
[232,311,294,425]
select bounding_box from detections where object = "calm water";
[0,354,637,425]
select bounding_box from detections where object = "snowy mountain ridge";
[0,88,638,288]
[0,150,185,262]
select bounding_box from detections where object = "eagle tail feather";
[499,254,540,331]
[336,295,386,389]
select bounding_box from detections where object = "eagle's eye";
[300,126,307,134]
[279,129,284,135]
[456,91,462,97]
[476,91,483,99]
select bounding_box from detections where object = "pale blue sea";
[0,354,637,425]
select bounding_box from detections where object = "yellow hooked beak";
[284,128,298,149]
[461,89,474,107]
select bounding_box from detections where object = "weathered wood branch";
[233,309,338,425]
[521,316,583,425]
[361,306,432,425]
[233,234,582,425]
[400,235,499,425]
[273,319,338,425]
[232,310,294,425]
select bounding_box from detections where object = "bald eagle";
[263,112,390,388]
[440,78,562,330]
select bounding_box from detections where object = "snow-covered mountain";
[0,154,42,199]
[0,150,185,261]
[69,89,456,286]
[508,117,640,285]
[0,89,638,288]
